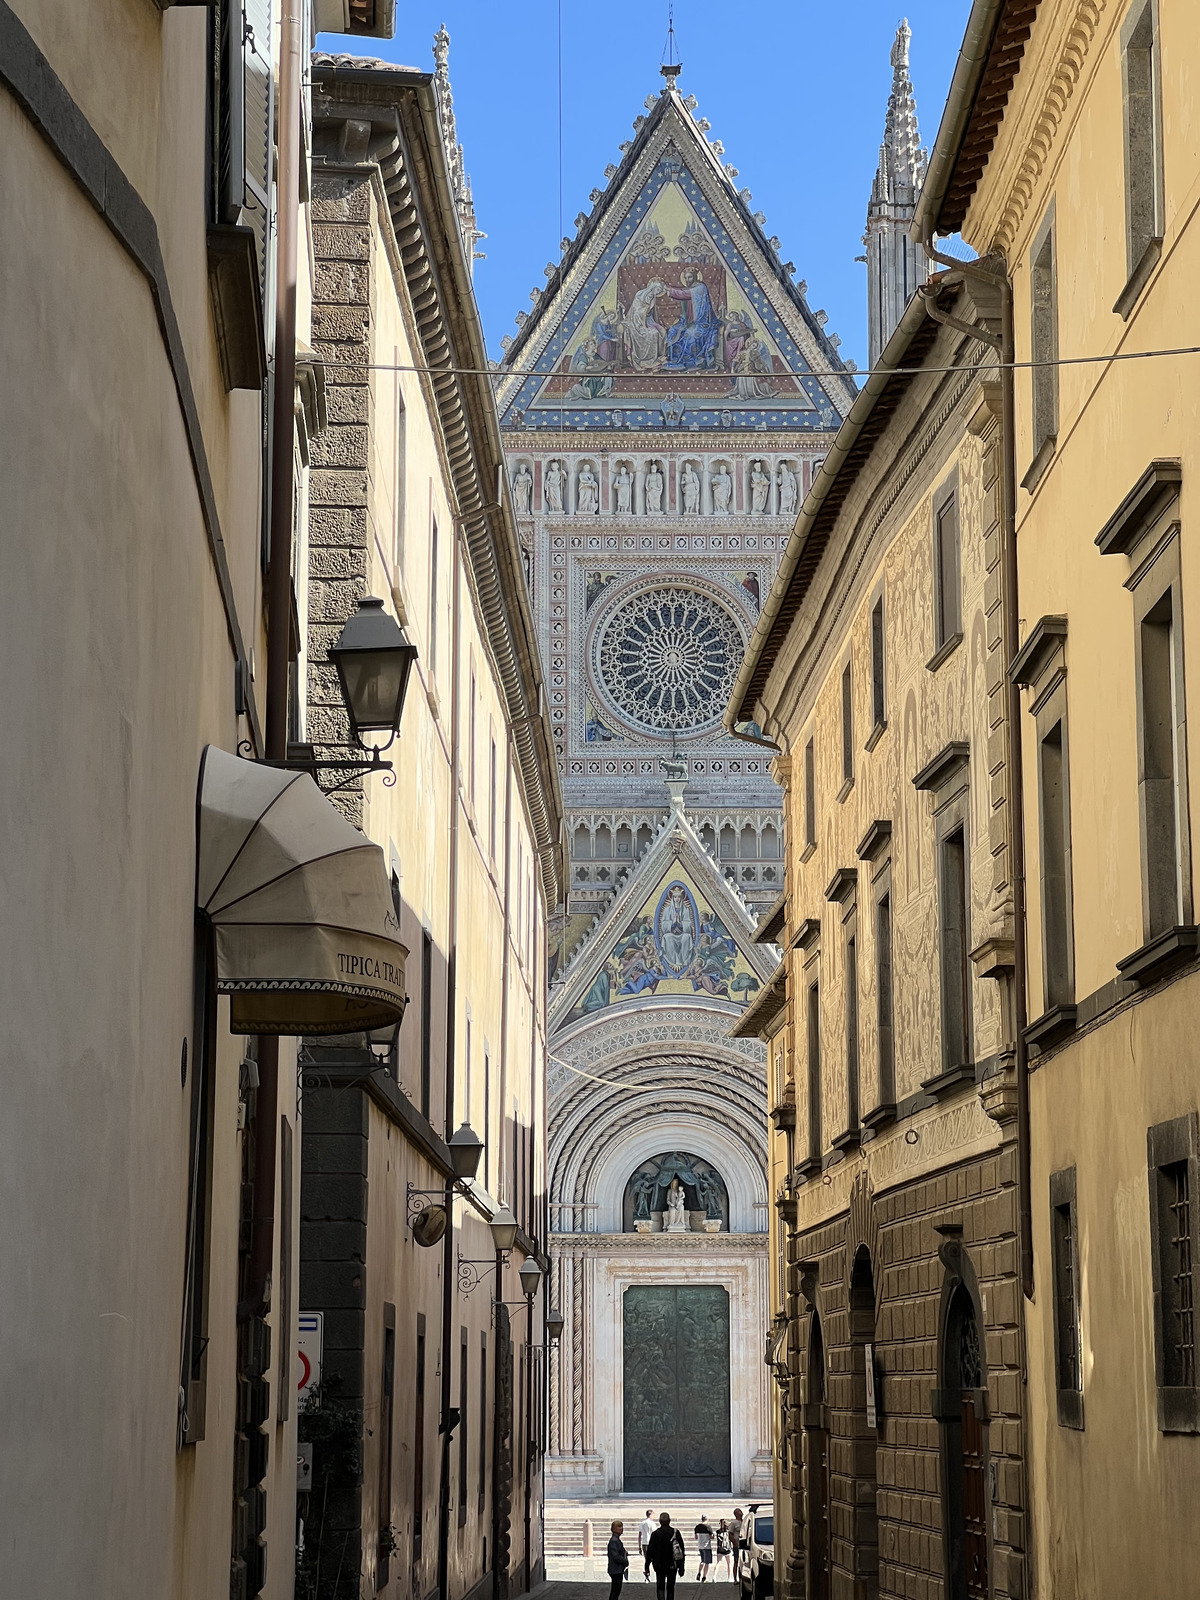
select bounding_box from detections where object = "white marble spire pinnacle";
[432,24,486,276]
[864,18,930,367]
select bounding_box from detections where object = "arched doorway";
[939,1282,989,1599]
[804,1309,830,1600]
[847,1247,879,1598]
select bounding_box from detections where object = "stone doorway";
[622,1285,731,1493]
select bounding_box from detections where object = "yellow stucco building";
[913,0,1200,1591]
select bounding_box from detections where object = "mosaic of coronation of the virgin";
[495,74,857,979]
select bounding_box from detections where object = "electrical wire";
[312,342,1200,382]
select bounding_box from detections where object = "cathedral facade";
[496,70,856,1499]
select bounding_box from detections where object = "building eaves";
[911,0,1041,242]
[312,56,565,904]
[499,85,853,388]
[725,286,942,732]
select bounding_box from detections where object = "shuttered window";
[212,0,274,292]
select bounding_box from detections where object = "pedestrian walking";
[638,1509,656,1581]
[694,1516,713,1581]
[608,1520,631,1600]
[730,1509,746,1579]
[645,1512,685,1600]
[715,1520,733,1581]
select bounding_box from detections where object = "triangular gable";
[498,92,857,434]
[550,808,775,1029]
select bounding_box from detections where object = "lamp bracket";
[407,1183,451,1225]
[237,741,396,793]
[458,1253,508,1295]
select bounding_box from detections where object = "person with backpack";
[607,1520,631,1600]
[694,1516,713,1581]
[645,1512,685,1600]
[715,1519,733,1581]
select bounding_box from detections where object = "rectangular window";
[1050,1168,1083,1429]
[180,916,219,1444]
[469,668,477,807]
[484,1049,492,1194]
[489,735,498,861]
[1139,587,1185,937]
[277,1115,293,1423]
[394,376,407,569]
[806,980,822,1166]
[1039,719,1075,1008]
[804,738,816,851]
[412,1316,427,1563]
[429,516,440,675]
[841,662,854,789]
[478,1332,488,1511]
[870,597,886,733]
[464,1013,473,1131]
[876,893,895,1109]
[1149,1114,1200,1432]
[845,933,859,1133]
[934,489,962,649]
[420,930,433,1121]
[939,827,971,1070]
[458,1326,469,1526]
[1121,0,1164,290]
[378,1307,396,1585]
[1030,211,1059,465]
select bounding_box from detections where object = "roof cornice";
[911,0,1041,242]
[312,57,565,906]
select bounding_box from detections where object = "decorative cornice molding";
[550,1231,769,1254]
[990,0,1108,255]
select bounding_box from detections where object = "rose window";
[592,586,746,734]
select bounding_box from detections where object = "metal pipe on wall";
[249,0,302,1325]
[437,516,466,1600]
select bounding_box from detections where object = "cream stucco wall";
[958,0,1200,1592]
[1,3,310,1594]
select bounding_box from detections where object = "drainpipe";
[249,0,302,1323]
[920,236,1033,1302]
[437,516,465,1600]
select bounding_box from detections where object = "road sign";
[297,1312,323,1401]
[297,1441,313,1493]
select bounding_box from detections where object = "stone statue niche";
[622,1151,728,1233]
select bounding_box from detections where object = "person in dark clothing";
[645,1513,685,1600]
[608,1520,630,1600]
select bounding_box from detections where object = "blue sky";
[318,1,971,371]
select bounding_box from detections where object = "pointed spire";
[432,25,486,277]
[864,19,930,367]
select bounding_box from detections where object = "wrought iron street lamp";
[330,596,418,750]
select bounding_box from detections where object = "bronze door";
[960,1392,988,1599]
[623,1285,731,1492]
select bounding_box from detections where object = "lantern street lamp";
[330,596,418,751]
[448,1122,485,1185]
[518,1257,544,1300]
[545,1308,565,1342]
[243,594,418,791]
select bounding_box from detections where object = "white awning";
[197,746,407,1035]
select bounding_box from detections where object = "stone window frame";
[796,921,823,1180]
[1097,472,1195,983]
[858,819,896,1131]
[1115,0,1165,319]
[1050,1166,1084,1430]
[1012,617,1077,1051]
[914,745,974,1094]
[867,581,888,750]
[838,654,855,802]
[802,733,817,862]
[1148,1112,1200,1433]
[1023,200,1059,494]
[928,468,963,670]
[825,868,860,1152]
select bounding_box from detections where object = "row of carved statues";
[509,456,805,517]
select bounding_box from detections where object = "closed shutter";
[215,0,274,294]
[242,0,274,294]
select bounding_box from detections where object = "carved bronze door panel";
[623,1285,731,1493]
